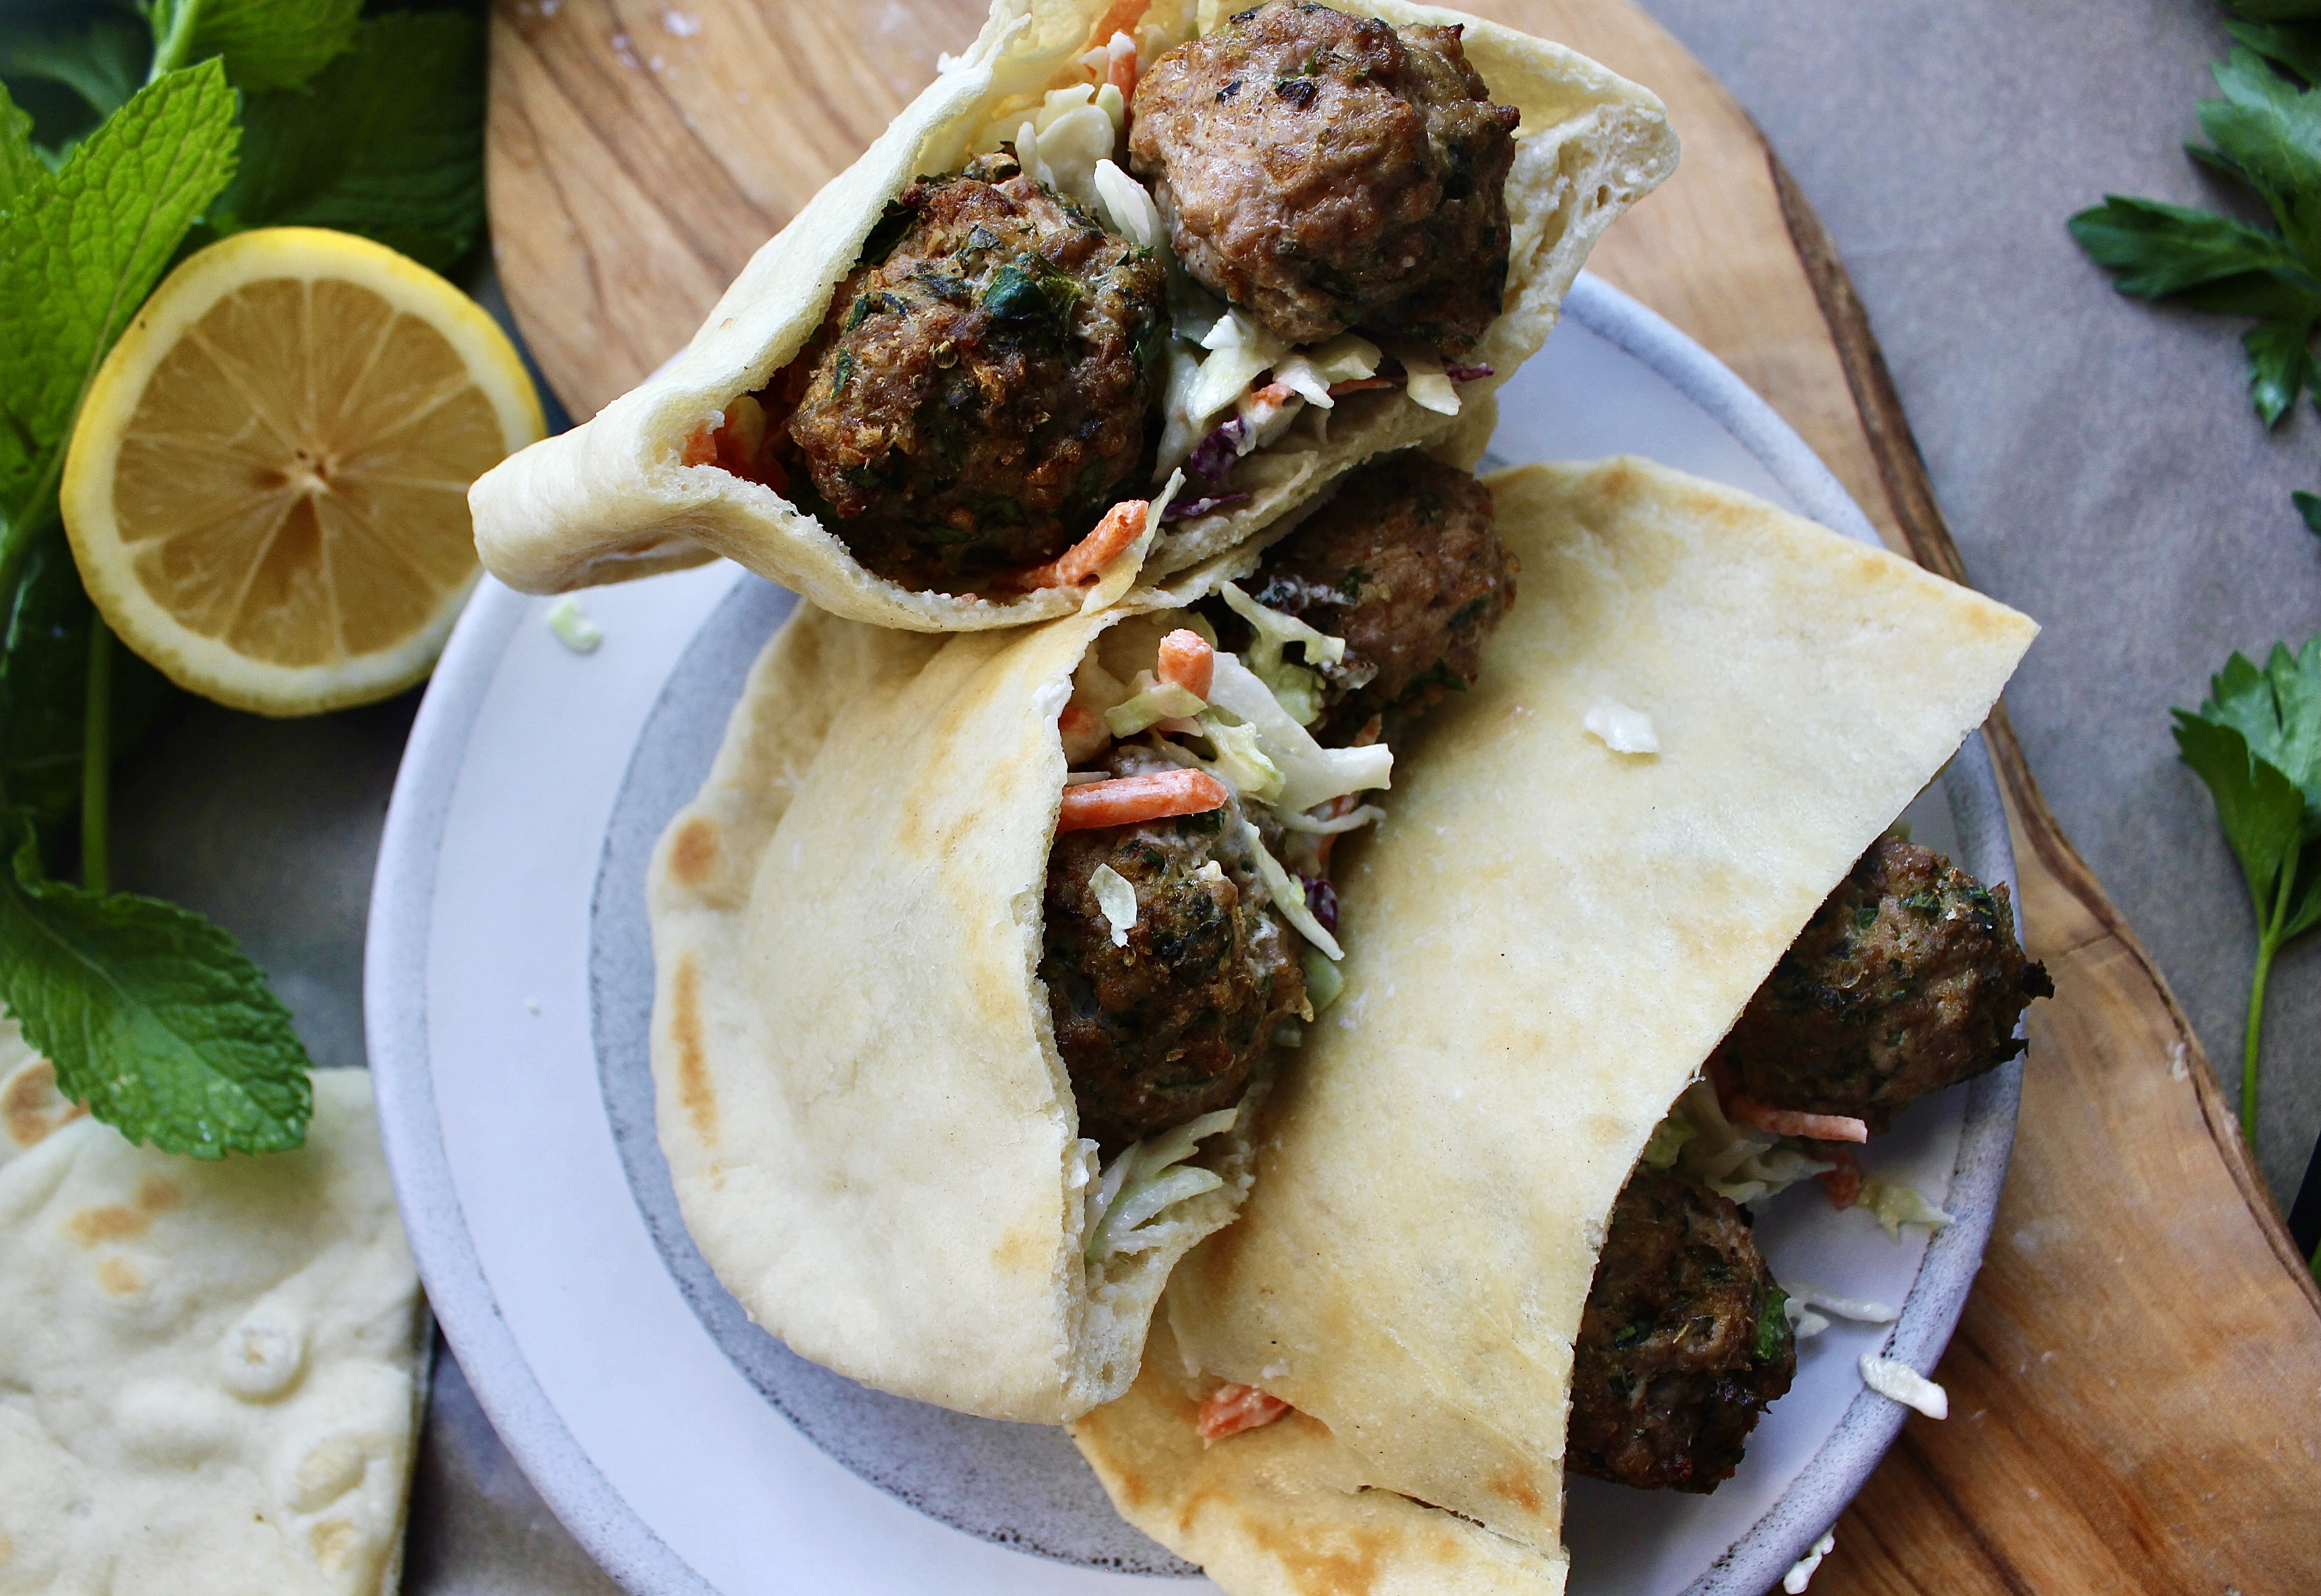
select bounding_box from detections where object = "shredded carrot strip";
[680,426,718,466]
[1056,768,1227,833]
[1087,0,1151,51]
[1197,1383,1291,1444]
[1107,33,1139,103]
[1820,1148,1863,1210]
[1058,703,1109,764]
[1012,499,1149,590]
[1708,1052,1869,1143]
[1729,1095,1869,1144]
[1326,376,1398,397]
[1156,629,1214,699]
[1249,380,1297,410]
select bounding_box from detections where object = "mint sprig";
[2172,635,2321,1149]
[148,0,360,94]
[0,59,238,572]
[201,12,487,272]
[0,0,493,1161]
[0,806,311,1156]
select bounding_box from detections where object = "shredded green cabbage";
[1085,1107,1240,1262]
[1859,1174,1954,1236]
[1104,681,1206,738]
[1301,944,1344,1011]
[1090,863,1137,947]
[1245,821,1341,960]
[1219,581,1345,731]
[1197,713,1284,804]
[1204,654,1390,812]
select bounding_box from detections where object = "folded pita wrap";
[646,543,1337,1424]
[469,0,1676,630]
[0,1065,426,1596]
[1067,458,2038,1591]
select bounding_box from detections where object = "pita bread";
[0,1067,427,1596]
[469,0,1678,630]
[1068,458,2038,1589]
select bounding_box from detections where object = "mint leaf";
[0,82,40,211]
[203,12,485,272]
[0,60,237,550]
[0,13,147,123]
[2174,712,2307,908]
[149,0,359,93]
[2297,489,2321,534]
[2066,196,2307,296]
[0,807,311,1156]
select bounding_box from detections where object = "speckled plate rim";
[365,270,2023,1596]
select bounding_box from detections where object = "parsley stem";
[81,617,111,896]
[2244,863,2297,1148]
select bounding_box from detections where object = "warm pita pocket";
[1068,457,2038,1584]
[469,0,1677,630]
[0,1067,428,1596]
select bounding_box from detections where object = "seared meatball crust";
[780,154,1169,592]
[1129,0,1520,355]
[1225,451,1515,744]
[1567,1169,1795,1493]
[1721,837,2054,1131]
[1043,748,1308,1153]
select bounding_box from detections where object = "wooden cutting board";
[482,0,2321,1588]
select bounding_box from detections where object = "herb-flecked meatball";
[1043,748,1307,1152]
[1566,1168,1795,1493]
[779,153,1168,592]
[1226,452,1515,744]
[1721,837,2054,1132]
[1128,0,1520,355]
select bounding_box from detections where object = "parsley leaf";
[0,60,237,566]
[0,806,312,1156]
[148,0,359,94]
[2174,633,2321,1146]
[2296,487,2321,534]
[199,11,486,272]
[2070,41,2321,427]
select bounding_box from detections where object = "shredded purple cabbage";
[1186,415,1247,484]
[1302,876,1340,935]
[1446,362,1494,382]
[1163,492,1252,522]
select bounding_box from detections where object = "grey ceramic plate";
[366,272,2022,1596]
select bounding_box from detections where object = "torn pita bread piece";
[1069,457,2038,1591]
[0,1067,428,1596]
[470,0,1677,630]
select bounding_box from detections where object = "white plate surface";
[367,273,2022,1596]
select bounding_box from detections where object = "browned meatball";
[1225,452,1515,744]
[1043,749,1307,1152]
[1128,0,1519,355]
[1721,837,2054,1131]
[1566,1168,1795,1493]
[778,154,1168,592]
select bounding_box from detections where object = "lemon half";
[61,227,545,716]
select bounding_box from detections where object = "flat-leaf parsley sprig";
[2070,19,2321,430]
[2172,634,2321,1149]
